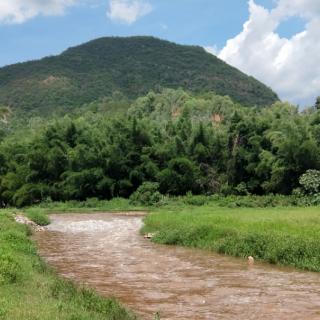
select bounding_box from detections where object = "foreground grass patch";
[143,205,320,272]
[0,210,137,320]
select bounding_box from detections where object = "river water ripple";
[35,213,320,320]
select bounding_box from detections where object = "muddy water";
[35,213,320,320]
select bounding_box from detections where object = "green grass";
[25,208,51,226]
[0,209,138,320]
[142,205,320,272]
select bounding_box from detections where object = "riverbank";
[0,209,138,320]
[143,205,320,272]
[3,195,320,318]
[35,212,320,319]
[24,195,320,273]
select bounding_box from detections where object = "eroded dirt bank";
[35,213,320,320]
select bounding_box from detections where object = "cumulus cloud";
[0,0,78,24]
[107,0,152,24]
[204,45,219,56]
[219,0,320,106]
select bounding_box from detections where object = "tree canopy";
[0,89,319,207]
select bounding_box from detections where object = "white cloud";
[204,45,219,56]
[107,0,152,24]
[0,0,78,24]
[219,0,320,106]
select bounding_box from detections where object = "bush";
[299,170,320,195]
[183,192,208,206]
[84,198,100,208]
[129,182,162,206]
[235,182,250,195]
[158,158,199,195]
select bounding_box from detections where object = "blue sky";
[0,0,319,106]
[0,0,298,67]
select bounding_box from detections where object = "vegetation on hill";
[0,89,319,207]
[0,36,278,114]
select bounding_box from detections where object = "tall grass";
[143,205,320,272]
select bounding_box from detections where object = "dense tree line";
[0,89,319,207]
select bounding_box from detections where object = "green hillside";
[0,36,278,114]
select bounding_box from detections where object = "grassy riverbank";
[23,195,320,273]
[143,205,320,272]
[2,195,320,318]
[0,209,137,320]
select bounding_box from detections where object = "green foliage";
[182,192,209,206]
[299,169,320,195]
[129,182,162,206]
[0,37,278,116]
[315,97,320,110]
[158,158,200,195]
[0,89,319,207]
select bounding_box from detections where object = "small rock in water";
[248,256,254,265]
[144,233,155,239]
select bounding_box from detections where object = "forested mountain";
[0,36,278,114]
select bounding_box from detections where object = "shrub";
[183,192,208,206]
[235,182,250,195]
[129,182,162,206]
[84,198,100,208]
[299,170,320,195]
[158,158,199,195]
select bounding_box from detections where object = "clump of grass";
[0,251,22,285]
[25,208,50,226]
[143,206,320,272]
[51,279,137,319]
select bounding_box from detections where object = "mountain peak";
[0,36,278,114]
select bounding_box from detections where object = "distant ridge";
[0,36,279,114]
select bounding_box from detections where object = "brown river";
[34,213,320,320]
